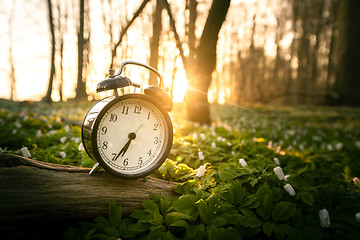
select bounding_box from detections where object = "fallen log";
[0,154,177,225]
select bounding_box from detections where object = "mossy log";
[0,154,177,225]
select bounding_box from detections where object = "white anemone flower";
[198,149,205,160]
[64,125,70,132]
[356,212,360,223]
[283,183,296,196]
[21,147,31,158]
[239,158,247,167]
[273,166,285,180]
[78,142,85,151]
[60,137,67,143]
[211,142,216,148]
[196,165,206,177]
[273,157,280,166]
[59,151,67,159]
[36,130,42,137]
[319,209,331,228]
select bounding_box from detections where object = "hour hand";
[114,132,136,161]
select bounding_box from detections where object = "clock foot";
[89,162,100,175]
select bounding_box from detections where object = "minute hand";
[114,132,136,161]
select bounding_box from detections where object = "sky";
[0,0,283,103]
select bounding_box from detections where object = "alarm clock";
[82,61,173,179]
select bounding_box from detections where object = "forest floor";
[1,99,360,239]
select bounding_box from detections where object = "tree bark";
[42,0,56,103]
[75,0,87,101]
[184,0,231,125]
[149,0,163,85]
[0,154,177,227]
[334,0,360,105]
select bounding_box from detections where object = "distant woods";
[3,0,360,110]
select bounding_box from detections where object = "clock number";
[101,126,107,135]
[123,158,129,166]
[111,153,117,161]
[153,123,159,131]
[110,113,117,122]
[122,106,129,115]
[154,137,159,144]
[147,149,152,156]
[102,141,108,150]
[138,157,143,165]
[147,112,150,119]
[134,105,142,114]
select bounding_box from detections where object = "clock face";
[92,94,172,178]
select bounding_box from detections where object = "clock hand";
[134,123,144,133]
[114,132,136,160]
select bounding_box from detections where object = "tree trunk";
[334,0,360,105]
[110,0,151,70]
[149,0,163,85]
[8,1,17,101]
[75,0,87,101]
[0,154,177,237]
[184,0,231,125]
[43,0,56,103]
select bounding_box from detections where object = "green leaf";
[250,178,258,187]
[129,222,151,233]
[198,199,211,225]
[104,226,119,238]
[277,224,302,240]
[165,212,194,224]
[130,209,148,220]
[160,197,171,214]
[185,223,206,240]
[170,195,198,220]
[169,220,189,229]
[151,208,164,226]
[142,199,158,211]
[240,209,263,228]
[211,217,227,227]
[94,216,109,229]
[272,202,296,222]
[300,192,315,206]
[108,200,122,228]
[219,170,235,182]
[262,221,274,237]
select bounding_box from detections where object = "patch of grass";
[1,100,360,239]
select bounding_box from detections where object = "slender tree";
[109,0,151,70]
[43,0,56,103]
[163,0,231,124]
[57,1,67,102]
[334,0,360,105]
[8,0,17,101]
[149,0,164,85]
[75,0,90,101]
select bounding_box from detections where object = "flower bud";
[59,151,67,159]
[239,158,247,167]
[21,147,31,158]
[319,208,331,228]
[198,149,205,160]
[356,212,360,223]
[196,165,206,177]
[283,183,296,196]
[273,166,285,180]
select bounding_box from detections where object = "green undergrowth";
[1,100,360,239]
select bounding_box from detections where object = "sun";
[171,69,188,103]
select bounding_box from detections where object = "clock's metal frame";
[82,93,173,179]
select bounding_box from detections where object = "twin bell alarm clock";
[82,61,173,179]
